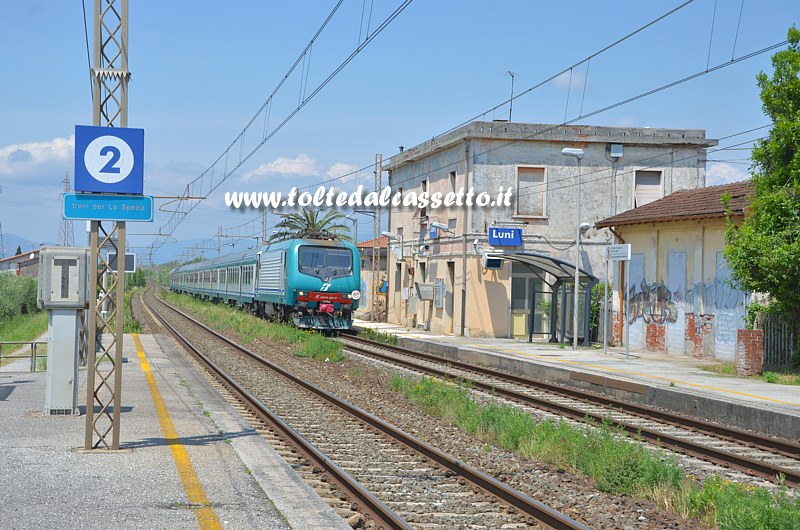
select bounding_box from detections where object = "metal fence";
[761,313,797,370]
[0,341,48,372]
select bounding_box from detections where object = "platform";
[0,333,349,530]
[352,319,800,439]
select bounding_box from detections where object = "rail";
[341,334,800,488]
[147,291,589,530]
[0,341,48,372]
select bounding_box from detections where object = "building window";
[449,171,456,192]
[516,166,546,217]
[448,218,457,231]
[634,170,662,207]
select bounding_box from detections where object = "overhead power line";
[148,0,413,260]
[385,39,787,197]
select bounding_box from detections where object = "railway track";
[140,289,589,529]
[339,334,800,490]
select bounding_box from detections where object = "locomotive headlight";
[298,291,305,296]
[350,290,361,300]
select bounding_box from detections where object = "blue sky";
[0,1,797,260]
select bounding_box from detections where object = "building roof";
[357,236,388,249]
[386,120,716,170]
[0,248,40,264]
[595,180,753,229]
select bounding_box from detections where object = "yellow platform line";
[462,342,800,407]
[133,334,222,530]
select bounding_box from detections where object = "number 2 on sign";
[99,146,122,174]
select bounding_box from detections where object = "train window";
[327,249,352,269]
[299,246,352,270]
[299,247,326,269]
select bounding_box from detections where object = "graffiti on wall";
[628,279,679,324]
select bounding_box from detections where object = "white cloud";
[707,162,750,186]
[0,136,74,181]
[553,70,586,90]
[326,162,360,183]
[242,154,319,182]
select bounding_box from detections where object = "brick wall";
[611,311,623,346]
[645,322,666,352]
[685,313,714,359]
[736,329,764,376]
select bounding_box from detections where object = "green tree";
[270,210,352,242]
[724,27,800,337]
[15,245,21,256]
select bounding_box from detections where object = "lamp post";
[561,147,584,349]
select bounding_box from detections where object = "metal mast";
[84,0,129,451]
[372,154,382,321]
[58,172,75,246]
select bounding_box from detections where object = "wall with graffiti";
[619,226,748,361]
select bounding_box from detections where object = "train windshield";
[299,246,352,272]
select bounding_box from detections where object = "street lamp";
[562,147,584,349]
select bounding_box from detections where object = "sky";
[0,1,797,262]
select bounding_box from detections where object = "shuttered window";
[516,166,546,216]
[635,170,662,207]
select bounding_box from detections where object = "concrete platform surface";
[353,319,800,439]
[0,333,349,530]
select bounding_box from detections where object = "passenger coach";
[170,238,360,330]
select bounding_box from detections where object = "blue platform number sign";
[74,125,144,194]
[488,227,522,246]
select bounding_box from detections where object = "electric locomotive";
[256,238,360,329]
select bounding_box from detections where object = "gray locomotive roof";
[174,248,260,274]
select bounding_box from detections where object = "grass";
[391,374,800,529]
[0,310,47,342]
[702,361,800,386]
[761,370,800,385]
[0,311,48,368]
[162,291,346,362]
[124,287,143,333]
[358,328,398,345]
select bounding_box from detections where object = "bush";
[0,274,40,321]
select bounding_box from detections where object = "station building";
[383,121,717,338]
[596,180,753,361]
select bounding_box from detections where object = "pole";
[604,248,608,355]
[508,71,515,123]
[573,159,581,349]
[625,261,630,358]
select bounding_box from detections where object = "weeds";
[162,291,346,362]
[358,328,398,345]
[391,374,800,529]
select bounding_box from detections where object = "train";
[169,238,361,330]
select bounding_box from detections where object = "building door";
[511,266,548,339]
[511,276,529,337]
[446,261,455,334]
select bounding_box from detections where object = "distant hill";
[0,233,257,266]
[1,234,54,258]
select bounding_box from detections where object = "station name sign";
[488,227,522,246]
